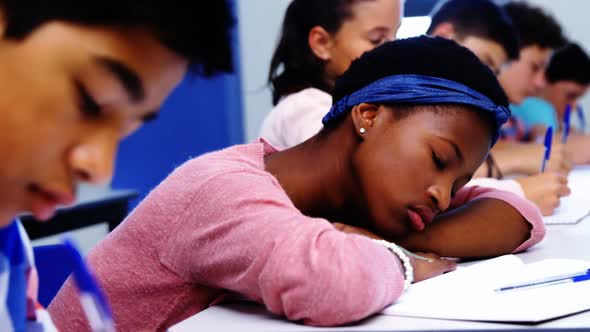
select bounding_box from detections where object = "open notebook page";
[382,255,590,323]
[545,166,590,225]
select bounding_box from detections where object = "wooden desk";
[171,166,590,331]
[21,189,136,240]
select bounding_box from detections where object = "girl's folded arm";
[398,185,545,258]
[158,171,405,326]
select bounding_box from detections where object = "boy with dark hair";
[498,1,567,106]
[485,1,570,174]
[427,0,569,217]
[513,43,590,130]
[0,1,234,75]
[0,1,234,330]
[514,42,590,166]
[475,1,573,217]
[427,0,519,75]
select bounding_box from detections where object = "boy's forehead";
[25,22,188,108]
[522,45,552,62]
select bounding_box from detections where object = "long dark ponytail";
[268,0,360,105]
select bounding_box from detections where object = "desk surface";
[171,168,590,331]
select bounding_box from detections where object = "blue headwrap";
[322,74,511,145]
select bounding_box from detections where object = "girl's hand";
[332,223,456,283]
[410,252,457,282]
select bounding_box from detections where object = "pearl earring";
[360,128,366,134]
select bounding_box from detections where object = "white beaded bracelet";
[372,239,413,292]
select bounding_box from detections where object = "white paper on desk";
[382,255,590,323]
[544,196,590,224]
[544,167,590,225]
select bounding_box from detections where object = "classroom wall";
[237,0,291,141]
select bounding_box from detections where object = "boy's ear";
[308,25,335,61]
[351,103,379,139]
[430,22,457,40]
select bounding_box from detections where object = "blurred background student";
[259,0,403,148]
[491,1,571,176]
[511,43,590,131]
[512,42,590,165]
[427,0,519,76]
[496,2,590,169]
[427,0,569,216]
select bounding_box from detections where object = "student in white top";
[260,0,403,149]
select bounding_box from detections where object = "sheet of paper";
[545,166,590,224]
[382,255,590,323]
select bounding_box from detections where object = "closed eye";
[368,37,383,46]
[432,151,446,170]
[75,80,101,117]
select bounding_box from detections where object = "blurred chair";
[33,244,75,307]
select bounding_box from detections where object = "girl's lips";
[407,209,425,231]
[413,206,436,225]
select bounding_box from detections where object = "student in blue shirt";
[489,2,571,176]
[497,3,590,168]
[518,42,590,166]
[0,1,234,330]
[426,0,570,216]
[513,43,590,131]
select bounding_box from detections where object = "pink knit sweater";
[48,140,545,331]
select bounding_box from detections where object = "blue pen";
[540,126,553,173]
[495,269,590,292]
[577,105,586,133]
[63,238,116,332]
[562,104,571,143]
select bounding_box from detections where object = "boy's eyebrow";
[368,26,392,35]
[94,56,145,103]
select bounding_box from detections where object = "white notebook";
[544,197,590,224]
[544,166,590,225]
[382,255,590,323]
